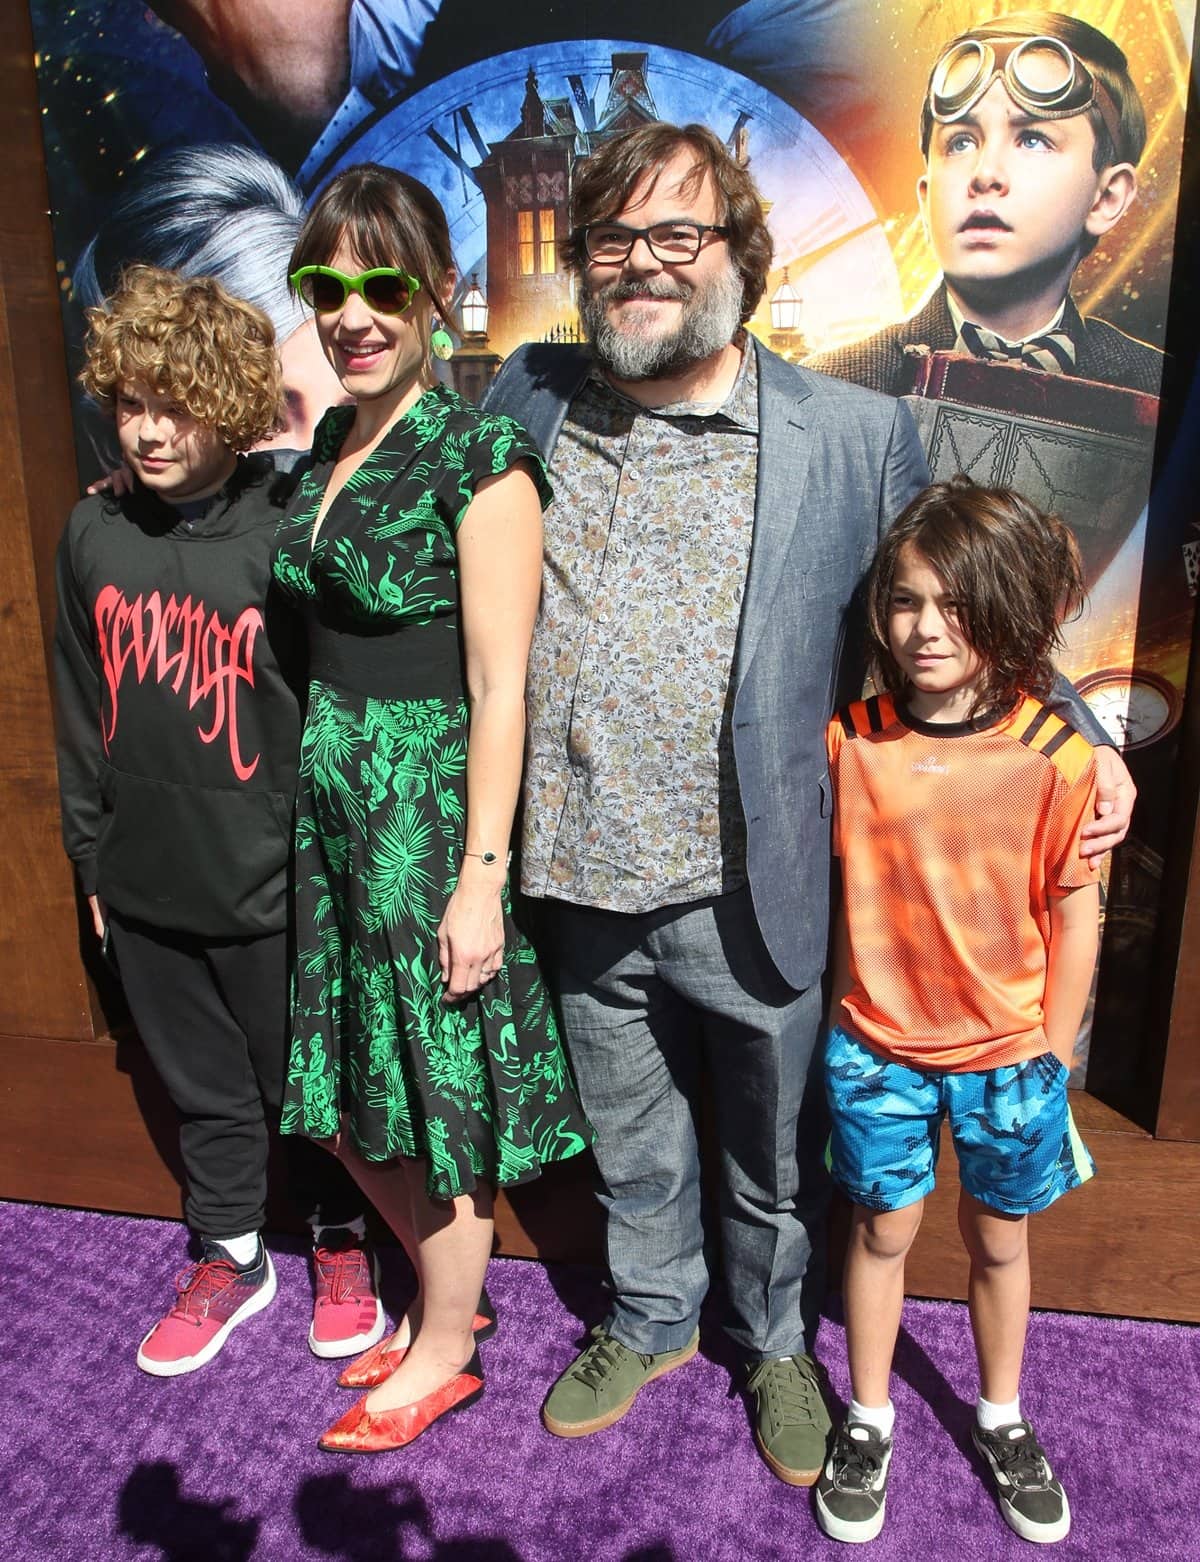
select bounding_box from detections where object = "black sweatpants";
[107,912,361,1238]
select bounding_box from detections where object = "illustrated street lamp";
[768,267,807,360]
[461,274,489,338]
[450,273,501,402]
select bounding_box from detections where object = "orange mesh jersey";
[827,692,1100,1072]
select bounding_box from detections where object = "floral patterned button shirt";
[522,346,759,912]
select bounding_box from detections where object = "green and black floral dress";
[272,385,590,1199]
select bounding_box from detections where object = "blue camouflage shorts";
[825,1025,1095,1216]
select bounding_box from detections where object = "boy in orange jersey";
[815,477,1100,1546]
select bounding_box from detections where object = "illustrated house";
[474,52,659,356]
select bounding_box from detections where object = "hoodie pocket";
[96,764,293,935]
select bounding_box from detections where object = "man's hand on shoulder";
[1081,746,1136,859]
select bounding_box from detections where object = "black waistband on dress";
[307,614,466,703]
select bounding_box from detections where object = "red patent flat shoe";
[337,1286,497,1388]
[319,1348,485,1453]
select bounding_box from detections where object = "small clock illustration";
[1075,667,1182,751]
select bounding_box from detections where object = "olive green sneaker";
[542,1324,700,1438]
[746,1353,833,1486]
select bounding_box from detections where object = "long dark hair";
[866,476,1086,715]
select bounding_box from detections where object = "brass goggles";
[928,35,1122,148]
[290,265,422,316]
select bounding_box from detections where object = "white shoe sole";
[998,1489,1071,1545]
[814,1434,892,1543]
[814,1489,887,1544]
[309,1297,387,1359]
[136,1252,277,1377]
[972,1427,1071,1544]
[308,1252,387,1359]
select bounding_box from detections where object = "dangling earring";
[430,320,454,360]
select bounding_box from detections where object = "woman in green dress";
[273,163,590,1452]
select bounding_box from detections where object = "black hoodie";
[54,455,303,937]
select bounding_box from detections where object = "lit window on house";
[539,208,557,273]
[518,209,558,275]
[518,209,535,276]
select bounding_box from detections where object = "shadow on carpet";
[3,1201,1196,1561]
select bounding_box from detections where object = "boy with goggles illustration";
[807,11,1162,397]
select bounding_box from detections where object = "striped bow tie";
[956,320,1077,374]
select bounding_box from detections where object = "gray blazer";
[484,337,1105,989]
[727,343,928,987]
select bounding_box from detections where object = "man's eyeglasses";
[289,265,422,316]
[579,222,731,266]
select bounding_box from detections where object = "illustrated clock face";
[1076,668,1181,751]
[306,39,902,353]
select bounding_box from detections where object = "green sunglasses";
[289,265,422,316]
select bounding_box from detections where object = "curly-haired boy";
[54,265,382,1375]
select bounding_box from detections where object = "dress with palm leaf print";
[272,386,591,1199]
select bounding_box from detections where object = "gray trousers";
[542,886,828,1361]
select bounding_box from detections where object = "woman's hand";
[437,868,505,1001]
[86,464,134,498]
[87,894,106,938]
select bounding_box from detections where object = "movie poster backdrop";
[28,1,1198,1086]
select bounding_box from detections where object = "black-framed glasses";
[579,221,731,265]
[289,265,422,316]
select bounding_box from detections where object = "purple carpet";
[3,1199,1196,1560]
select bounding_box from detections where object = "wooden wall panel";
[0,3,93,1041]
[4,1028,1196,1320]
[899,1108,1200,1323]
[0,1030,606,1263]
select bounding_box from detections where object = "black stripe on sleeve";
[1040,722,1077,758]
[1016,704,1053,748]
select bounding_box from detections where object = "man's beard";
[579,260,745,382]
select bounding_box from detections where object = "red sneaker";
[309,1229,386,1360]
[136,1241,276,1377]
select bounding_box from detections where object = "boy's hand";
[87,894,105,938]
[1080,746,1136,859]
[86,464,134,498]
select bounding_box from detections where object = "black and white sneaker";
[972,1420,1070,1544]
[814,1421,893,1543]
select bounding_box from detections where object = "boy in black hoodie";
[54,265,383,1375]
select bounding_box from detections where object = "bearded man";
[483,121,1133,1484]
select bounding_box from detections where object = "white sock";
[977,1394,1022,1432]
[211,1231,260,1267]
[310,1214,367,1246]
[848,1397,895,1439]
